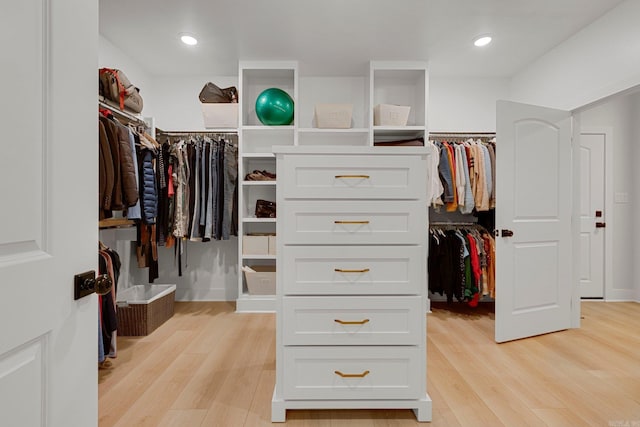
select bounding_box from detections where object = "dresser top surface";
[272,146,430,156]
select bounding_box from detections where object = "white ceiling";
[99,0,624,78]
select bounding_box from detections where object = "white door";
[0,1,98,426]
[495,101,575,343]
[579,133,605,298]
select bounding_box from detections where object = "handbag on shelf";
[255,199,276,218]
[99,68,144,113]
[199,82,238,103]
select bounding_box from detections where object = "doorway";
[579,129,612,299]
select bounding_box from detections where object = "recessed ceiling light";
[180,33,198,46]
[473,35,492,47]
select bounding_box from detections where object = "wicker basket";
[116,289,176,336]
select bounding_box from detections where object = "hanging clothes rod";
[99,100,147,126]
[156,129,237,136]
[430,221,478,226]
[429,132,495,138]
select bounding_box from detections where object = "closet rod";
[429,132,495,138]
[430,222,479,226]
[99,100,147,126]
[156,129,237,136]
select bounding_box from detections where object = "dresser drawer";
[283,346,422,400]
[281,245,423,295]
[282,296,423,345]
[279,154,426,200]
[280,200,425,245]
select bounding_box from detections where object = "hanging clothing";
[428,225,495,306]
[98,111,143,219]
[429,138,495,214]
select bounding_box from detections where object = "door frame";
[579,127,614,301]
[571,115,581,328]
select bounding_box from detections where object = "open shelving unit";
[236,61,298,312]
[236,60,428,313]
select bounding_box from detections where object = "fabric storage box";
[243,234,270,255]
[374,104,411,126]
[116,285,176,336]
[243,265,276,295]
[201,103,238,128]
[314,104,353,129]
[268,234,277,255]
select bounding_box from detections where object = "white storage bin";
[268,235,277,255]
[201,103,238,128]
[242,234,270,255]
[373,104,411,126]
[243,265,276,295]
[314,104,353,129]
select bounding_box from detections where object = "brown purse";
[255,199,276,218]
[199,82,238,103]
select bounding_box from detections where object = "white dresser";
[271,146,432,422]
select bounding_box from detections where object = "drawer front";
[282,296,423,345]
[283,346,422,400]
[280,200,425,245]
[279,154,426,200]
[282,245,423,295]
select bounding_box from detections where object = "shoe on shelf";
[260,170,276,179]
[245,170,276,181]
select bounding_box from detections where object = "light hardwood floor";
[99,301,640,426]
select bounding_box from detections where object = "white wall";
[429,76,510,132]
[148,75,237,131]
[99,34,156,117]
[579,93,637,301]
[510,0,640,111]
[151,241,238,301]
[633,94,640,302]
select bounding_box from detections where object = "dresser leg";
[271,398,286,422]
[412,396,433,422]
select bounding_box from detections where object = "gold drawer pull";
[334,268,370,274]
[335,175,370,179]
[334,319,370,325]
[335,370,370,378]
[334,220,370,225]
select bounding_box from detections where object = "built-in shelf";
[99,217,135,229]
[243,217,277,223]
[298,127,369,134]
[374,125,426,132]
[242,254,276,260]
[242,125,294,131]
[242,153,276,158]
[242,181,276,186]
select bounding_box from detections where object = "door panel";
[0,1,98,426]
[579,134,605,298]
[496,101,573,343]
[513,121,560,219]
[0,338,45,426]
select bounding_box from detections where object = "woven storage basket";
[117,289,175,336]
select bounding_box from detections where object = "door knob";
[501,229,514,237]
[95,274,113,295]
[595,222,606,228]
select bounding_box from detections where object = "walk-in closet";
[2,1,640,426]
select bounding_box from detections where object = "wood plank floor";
[99,301,640,426]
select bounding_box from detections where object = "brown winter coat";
[114,122,139,207]
[99,116,122,210]
[98,120,115,212]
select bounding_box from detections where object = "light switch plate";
[615,192,629,203]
